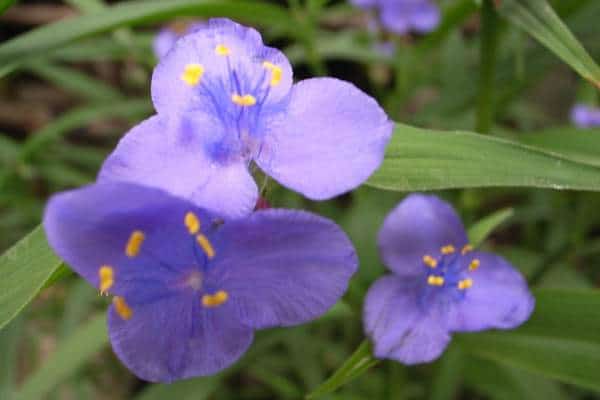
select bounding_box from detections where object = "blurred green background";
[1,0,600,399]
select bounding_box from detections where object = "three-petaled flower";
[571,103,600,128]
[44,182,358,382]
[351,0,441,35]
[364,194,534,364]
[100,18,392,218]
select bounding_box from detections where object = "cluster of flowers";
[43,18,534,383]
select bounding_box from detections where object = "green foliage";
[0,0,599,398]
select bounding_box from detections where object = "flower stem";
[476,0,500,134]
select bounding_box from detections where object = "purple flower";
[43,182,357,382]
[570,104,600,128]
[153,21,205,60]
[364,194,534,364]
[99,18,393,218]
[352,0,441,35]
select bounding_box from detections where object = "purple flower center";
[181,45,285,164]
[418,244,479,308]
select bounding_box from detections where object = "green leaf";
[457,288,600,392]
[367,123,600,192]
[13,313,108,400]
[516,128,600,167]
[305,340,379,399]
[496,0,600,87]
[467,208,514,247]
[0,227,61,331]
[0,0,17,15]
[26,63,123,102]
[19,99,151,161]
[0,0,292,64]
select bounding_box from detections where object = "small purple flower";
[352,0,441,35]
[364,194,534,364]
[570,103,600,128]
[43,182,357,382]
[100,18,393,218]
[153,21,205,60]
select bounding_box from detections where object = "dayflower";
[153,21,205,60]
[351,0,441,35]
[99,18,393,218]
[43,182,358,382]
[570,103,600,128]
[364,194,534,364]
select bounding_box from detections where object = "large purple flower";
[352,0,441,35]
[364,194,534,364]
[43,182,357,382]
[100,18,393,218]
[153,21,205,60]
[570,103,600,128]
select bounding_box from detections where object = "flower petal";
[448,252,535,332]
[152,18,293,117]
[378,194,468,277]
[98,115,257,218]
[108,293,253,382]
[256,78,392,200]
[43,182,217,299]
[379,4,412,35]
[208,209,358,329]
[364,275,451,364]
[409,1,441,33]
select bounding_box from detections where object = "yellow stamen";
[202,290,228,307]
[231,93,257,106]
[181,63,204,86]
[125,230,145,257]
[461,244,473,255]
[441,245,456,255]
[458,278,473,290]
[215,44,231,56]
[113,296,133,320]
[99,265,114,294]
[185,212,200,235]
[262,61,283,86]
[469,259,481,271]
[196,234,215,259]
[427,275,445,286]
[422,255,437,268]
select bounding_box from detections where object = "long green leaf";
[457,288,600,392]
[0,0,292,64]
[516,128,600,167]
[367,124,600,192]
[467,208,514,247]
[496,0,600,87]
[0,227,61,331]
[13,313,108,400]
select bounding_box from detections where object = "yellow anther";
[262,61,283,86]
[469,259,481,271]
[202,290,228,308]
[113,296,133,320]
[231,93,257,106]
[196,234,215,259]
[181,64,204,86]
[461,244,473,255]
[185,212,200,235]
[215,44,231,56]
[458,278,473,290]
[441,245,456,255]
[427,275,445,286]
[422,255,437,268]
[125,230,145,257]
[98,265,114,294]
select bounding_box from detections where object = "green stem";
[305,339,379,399]
[476,0,500,134]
